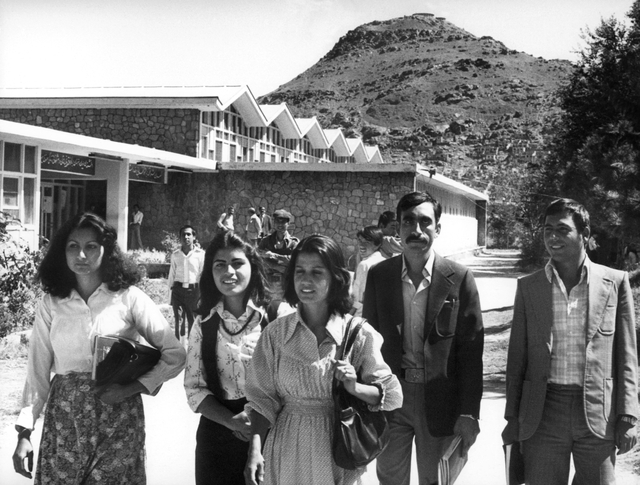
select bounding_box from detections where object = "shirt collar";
[401,250,436,282]
[283,308,344,346]
[65,282,110,302]
[209,298,262,320]
[544,255,591,285]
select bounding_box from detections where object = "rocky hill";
[260,13,573,197]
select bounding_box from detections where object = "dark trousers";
[195,398,249,485]
[171,284,199,338]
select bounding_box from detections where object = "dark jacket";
[363,253,484,436]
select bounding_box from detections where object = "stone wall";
[130,170,415,268]
[0,108,200,156]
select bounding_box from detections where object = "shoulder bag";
[95,336,161,387]
[332,316,390,470]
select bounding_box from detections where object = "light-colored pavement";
[1,251,638,484]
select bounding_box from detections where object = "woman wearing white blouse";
[184,231,270,485]
[12,212,186,483]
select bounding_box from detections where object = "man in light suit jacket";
[503,198,639,484]
[363,191,484,485]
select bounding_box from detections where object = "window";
[215,141,223,162]
[23,178,35,224]
[4,143,21,172]
[24,146,36,173]
[2,177,19,218]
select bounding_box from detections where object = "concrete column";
[95,158,129,249]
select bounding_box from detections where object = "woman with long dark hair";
[244,234,402,485]
[12,212,186,483]
[184,231,270,485]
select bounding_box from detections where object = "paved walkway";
[1,249,638,484]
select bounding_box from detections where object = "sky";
[0,0,635,97]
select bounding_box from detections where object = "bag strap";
[333,315,364,397]
[335,315,364,362]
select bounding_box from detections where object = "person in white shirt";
[12,212,186,483]
[217,206,235,233]
[259,206,272,239]
[168,225,205,338]
[129,204,144,250]
[351,225,385,316]
[245,208,262,246]
[184,230,271,485]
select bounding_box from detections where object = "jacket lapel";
[587,264,613,341]
[389,256,405,335]
[526,270,554,350]
[425,254,454,334]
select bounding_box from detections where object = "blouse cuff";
[244,402,277,426]
[366,382,386,412]
[186,389,214,413]
[16,406,36,431]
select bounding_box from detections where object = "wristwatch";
[459,414,478,421]
[619,415,638,426]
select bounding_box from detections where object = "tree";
[530,1,640,265]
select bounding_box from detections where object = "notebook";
[437,435,468,485]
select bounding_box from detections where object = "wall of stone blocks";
[129,170,415,268]
[0,108,200,156]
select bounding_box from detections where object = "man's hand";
[454,415,480,457]
[615,419,638,455]
[501,418,519,445]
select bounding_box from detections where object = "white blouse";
[17,284,186,430]
[184,300,263,410]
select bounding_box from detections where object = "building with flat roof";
[0,86,487,262]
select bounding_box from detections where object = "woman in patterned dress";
[244,234,403,485]
[184,231,269,485]
[12,213,186,484]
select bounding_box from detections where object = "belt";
[173,282,198,290]
[400,368,425,383]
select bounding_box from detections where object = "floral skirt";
[35,373,146,485]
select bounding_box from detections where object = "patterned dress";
[245,310,402,485]
[17,285,186,485]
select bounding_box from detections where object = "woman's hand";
[12,433,34,478]
[228,411,251,441]
[244,439,265,485]
[96,381,146,404]
[332,358,382,406]
[332,359,358,393]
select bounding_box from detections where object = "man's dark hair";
[396,191,442,223]
[179,225,196,238]
[357,226,383,247]
[377,211,397,228]
[543,198,590,234]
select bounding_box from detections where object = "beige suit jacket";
[505,261,639,441]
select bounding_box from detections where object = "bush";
[0,212,43,339]
[128,248,169,265]
[161,231,180,258]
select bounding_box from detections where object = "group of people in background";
[12,190,639,485]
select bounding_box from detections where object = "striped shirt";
[544,258,590,386]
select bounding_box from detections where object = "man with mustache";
[363,191,484,485]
